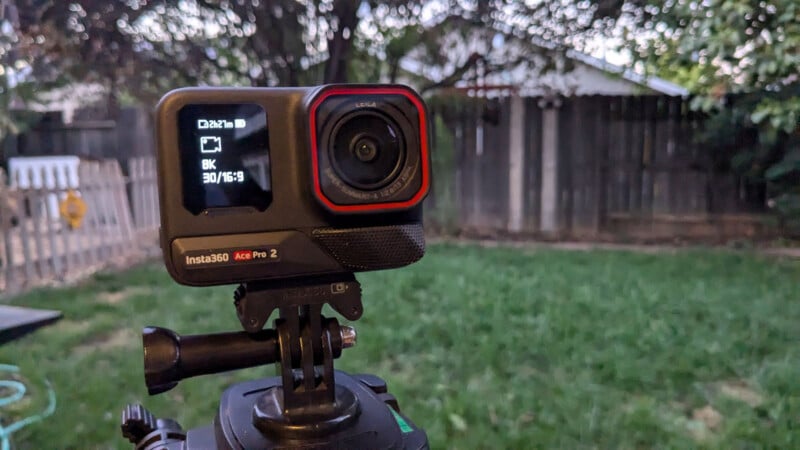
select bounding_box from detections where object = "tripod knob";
[121,404,186,449]
[121,404,157,443]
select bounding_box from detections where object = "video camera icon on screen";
[200,136,222,153]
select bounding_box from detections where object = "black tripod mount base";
[185,370,428,450]
[252,382,360,439]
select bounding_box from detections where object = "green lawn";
[1,243,799,449]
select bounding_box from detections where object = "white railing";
[128,157,160,232]
[0,158,160,295]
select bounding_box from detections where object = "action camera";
[155,85,431,286]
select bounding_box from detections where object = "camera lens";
[353,138,379,162]
[330,111,405,190]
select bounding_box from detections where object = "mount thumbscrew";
[121,404,157,444]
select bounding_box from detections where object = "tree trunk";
[324,0,360,84]
[388,57,400,84]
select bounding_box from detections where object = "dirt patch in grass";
[716,380,763,407]
[71,328,138,356]
[682,404,723,442]
[692,405,722,430]
[96,287,151,305]
[49,319,92,334]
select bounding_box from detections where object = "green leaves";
[765,160,800,181]
[750,108,771,126]
[620,0,800,226]
[750,98,799,135]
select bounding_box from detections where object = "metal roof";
[567,51,689,96]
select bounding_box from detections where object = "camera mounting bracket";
[233,274,365,436]
[125,273,429,448]
[234,273,363,334]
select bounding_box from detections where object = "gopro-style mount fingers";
[233,274,364,437]
[233,273,363,333]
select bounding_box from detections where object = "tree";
[7,1,426,97]
[373,0,616,92]
[611,0,800,224]
[0,0,42,142]
[9,1,624,98]
[10,1,234,109]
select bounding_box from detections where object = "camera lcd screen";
[178,104,272,214]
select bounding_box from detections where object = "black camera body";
[155,85,431,286]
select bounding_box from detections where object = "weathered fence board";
[428,94,769,239]
[129,157,160,231]
[522,98,543,231]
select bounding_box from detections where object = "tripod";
[120,274,428,449]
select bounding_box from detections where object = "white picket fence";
[128,157,160,231]
[0,157,160,295]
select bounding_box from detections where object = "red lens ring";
[309,87,430,213]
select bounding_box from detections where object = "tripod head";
[121,274,428,449]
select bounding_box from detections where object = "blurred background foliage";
[0,0,798,222]
[617,0,800,226]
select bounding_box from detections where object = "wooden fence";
[128,157,159,231]
[6,107,153,161]
[426,95,773,240]
[0,159,159,295]
[0,94,777,292]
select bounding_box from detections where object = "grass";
[1,243,799,449]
